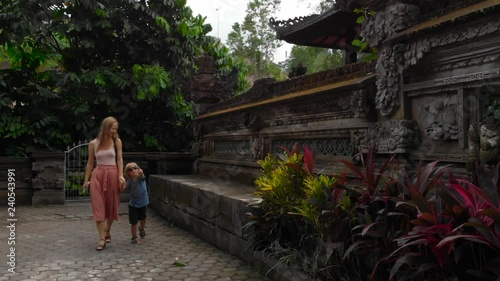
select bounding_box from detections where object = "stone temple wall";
[189,2,500,185]
[188,58,421,184]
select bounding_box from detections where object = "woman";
[83,116,125,251]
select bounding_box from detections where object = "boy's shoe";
[139,227,146,239]
[130,237,142,244]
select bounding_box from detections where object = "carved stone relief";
[353,120,421,154]
[387,120,421,152]
[350,89,371,118]
[360,3,420,47]
[430,53,500,73]
[251,137,263,160]
[374,14,500,116]
[353,127,378,152]
[375,44,405,116]
[423,94,461,142]
[404,70,500,92]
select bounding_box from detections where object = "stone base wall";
[0,152,196,206]
[149,175,259,262]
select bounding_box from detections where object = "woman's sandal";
[96,239,106,251]
[105,230,111,243]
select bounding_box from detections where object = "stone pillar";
[189,55,220,115]
[187,55,235,115]
[31,152,65,205]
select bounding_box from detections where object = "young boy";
[124,162,149,244]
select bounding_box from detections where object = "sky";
[186,0,320,63]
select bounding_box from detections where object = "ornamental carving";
[375,44,405,116]
[353,127,378,152]
[353,120,420,154]
[423,95,461,142]
[361,3,420,47]
[430,54,500,73]
[376,17,500,116]
[350,89,371,118]
[387,120,420,152]
[251,137,263,160]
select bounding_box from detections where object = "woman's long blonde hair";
[96,116,119,151]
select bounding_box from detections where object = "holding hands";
[83,176,125,192]
[119,176,126,192]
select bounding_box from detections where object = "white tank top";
[95,144,116,165]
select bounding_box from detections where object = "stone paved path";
[0,202,272,280]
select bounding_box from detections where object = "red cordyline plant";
[376,162,500,281]
[333,145,414,280]
[340,145,395,203]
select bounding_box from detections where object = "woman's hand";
[83,181,90,191]
[119,176,126,192]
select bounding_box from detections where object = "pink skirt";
[90,165,120,221]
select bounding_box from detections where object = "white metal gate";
[64,141,90,201]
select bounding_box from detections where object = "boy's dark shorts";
[129,205,147,225]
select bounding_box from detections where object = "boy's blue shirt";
[125,178,149,208]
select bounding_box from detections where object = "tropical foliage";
[0,0,243,156]
[284,46,344,76]
[248,144,500,281]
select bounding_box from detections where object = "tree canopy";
[0,0,240,156]
[285,46,344,75]
[226,0,286,83]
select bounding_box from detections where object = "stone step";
[149,175,261,262]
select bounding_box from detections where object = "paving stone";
[0,202,273,280]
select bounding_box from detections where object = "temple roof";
[269,7,359,50]
[269,0,490,50]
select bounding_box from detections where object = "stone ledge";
[148,175,312,281]
[149,175,260,238]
